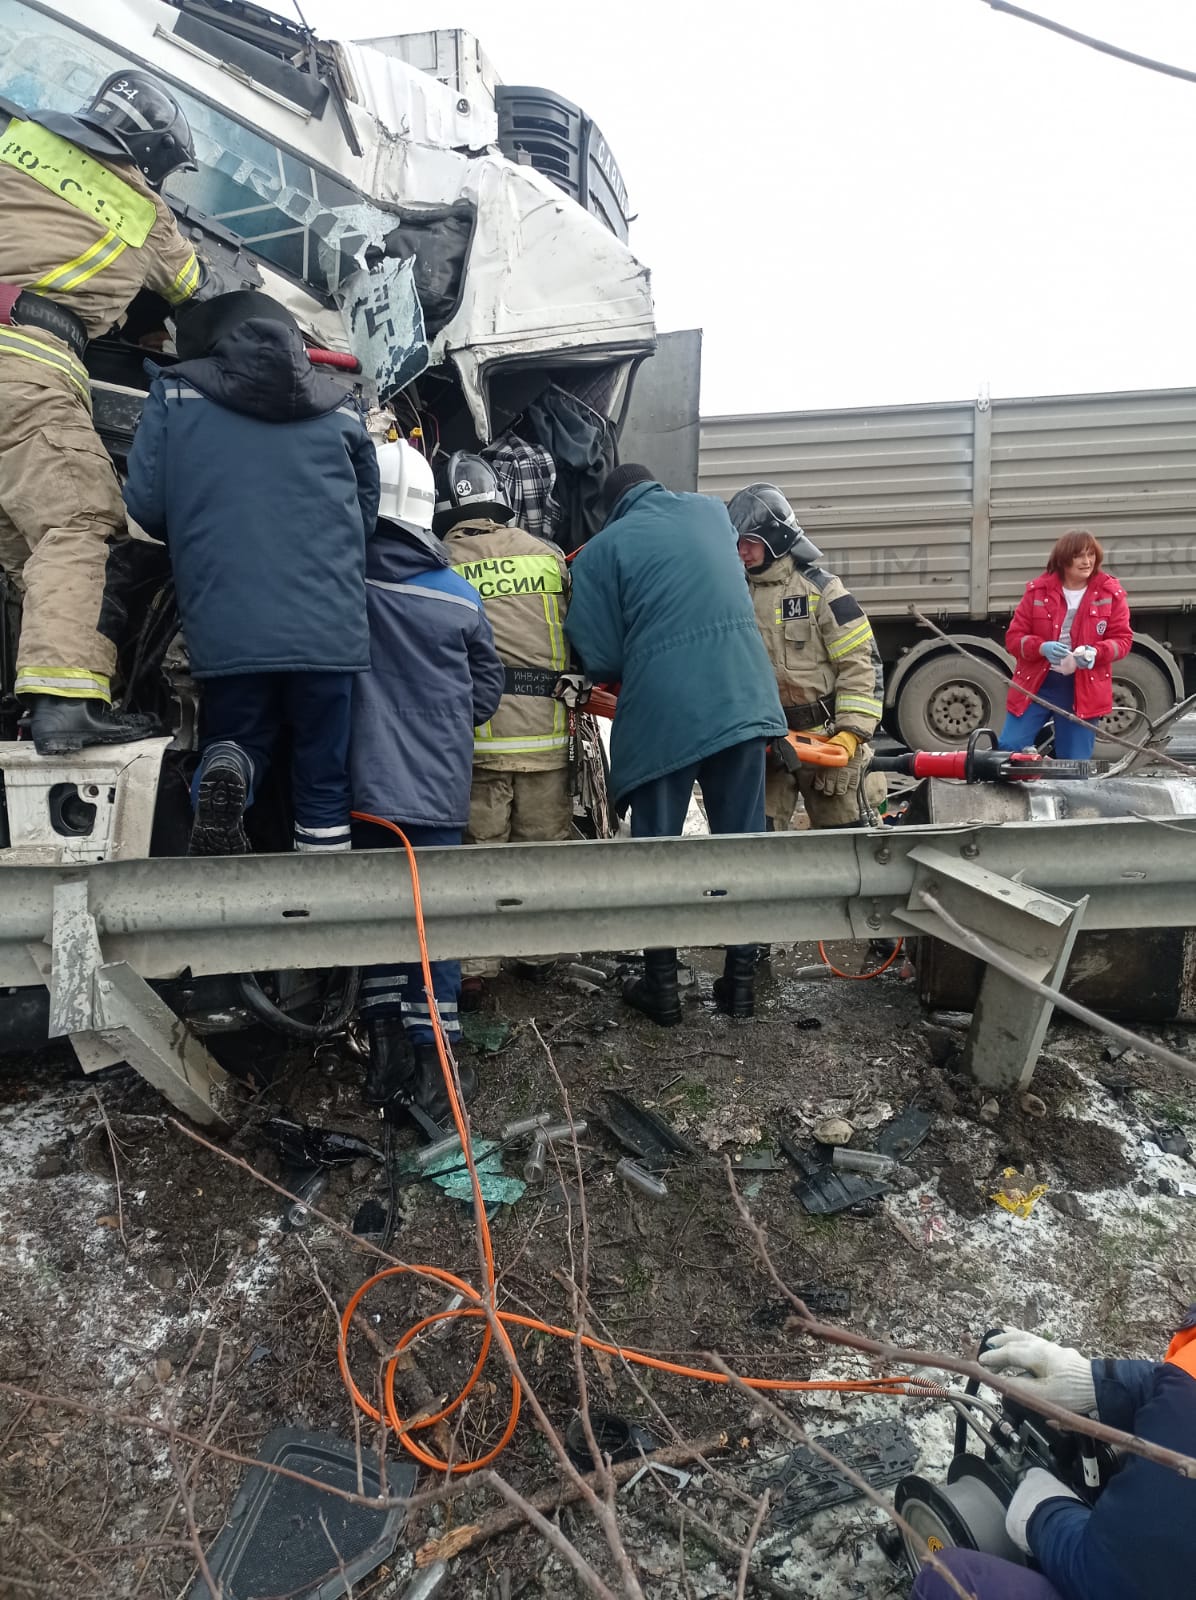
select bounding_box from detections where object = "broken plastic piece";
[594,1090,694,1171]
[875,1105,933,1161]
[616,1157,668,1198]
[1152,1125,1192,1161]
[188,1426,417,1599]
[564,1410,661,1471]
[990,1167,1048,1218]
[784,1140,890,1215]
[461,1014,512,1053]
[261,1117,382,1167]
[352,1199,388,1237]
[761,1420,918,1526]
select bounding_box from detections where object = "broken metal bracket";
[44,880,229,1128]
[894,846,1087,1090]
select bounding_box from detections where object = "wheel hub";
[1100,682,1139,739]
[927,681,986,741]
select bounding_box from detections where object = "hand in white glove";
[1040,640,1071,665]
[978,1328,1097,1415]
[1006,1466,1083,1554]
[1071,645,1097,670]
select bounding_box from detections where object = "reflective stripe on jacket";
[0,114,200,375]
[747,553,883,738]
[1004,571,1132,719]
[446,517,572,771]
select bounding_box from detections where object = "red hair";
[1046,529,1103,577]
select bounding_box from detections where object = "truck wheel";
[1098,652,1175,754]
[894,652,1010,751]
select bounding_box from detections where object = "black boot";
[713,946,756,1019]
[26,695,158,756]
[363,1016,416,1109]
[622,948,682,1027]
[412,1042,477,1123]
[189,742,251,857]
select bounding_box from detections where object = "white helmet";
[375,439,436,536]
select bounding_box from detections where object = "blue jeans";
[997,671,1096,761]
[626,738,768,839]
[352,819,462,1045]
[197,671,354,851]
[912,1548,1063,1600]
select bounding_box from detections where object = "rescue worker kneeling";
[351,441,505,1121]
[728,484,884,828]
[0,69,209,752]
[439,453,573,999]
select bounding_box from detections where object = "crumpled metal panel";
[337,40,496,150]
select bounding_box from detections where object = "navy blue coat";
[564,482,786,805]
[351,530,505,828]
[1030,1356,1196,1600]
[122,320,380,678]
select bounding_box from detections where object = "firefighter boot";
[363,1016,417,1111]
[622,948,683,1027]
[27,695,158,757]
[189,742,252,857]
[412,1042,478,1124]
[713,945,756,1019]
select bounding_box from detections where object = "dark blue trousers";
[352,819,462,1045]
[626,738,768,839]
[912,1549,1063,1600]
[198,672,354,852]
[998,671,1097,761]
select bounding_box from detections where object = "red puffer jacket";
[1005,570,1132,718]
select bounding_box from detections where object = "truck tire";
[894,651,1010,751]
[1097,652,1175,755]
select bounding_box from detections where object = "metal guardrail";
[5,815,1195,988]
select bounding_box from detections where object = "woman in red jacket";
[999,530,1133,760]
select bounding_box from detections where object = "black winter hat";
[174,291,299,360]
[602,462,655,516]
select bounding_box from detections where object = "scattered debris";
[260,1117,382,1168]
[461,1015,512,1053]
[564,1410,661,1472]
[811,1117,854,1147]
[616,1157,668,1198]
[189,1426,417,1600]
[281,1167,328,1231]
[979,1097,1001,1123]
[760,1420,919,1526]
[1019,1093,1048,1120]
[990,1166,1048,1219]
[786,1140,890,1216]
[593,1090,694,1170]
[351,1198,388,1236]
[423,1139,526,1208]
[831,1148,897,1178]
[1151,1125,1192,1161]
[401,1562,450,1599]
[875,1106,933,1161]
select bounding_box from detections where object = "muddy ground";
[2,942,1195,1600]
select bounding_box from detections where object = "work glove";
[1071,645,1096,670]
[978,1328,1097,1414]
[811,730,863,797]
[552,673,591,708]
[1040,640,1071,665]
[1005,1466,1082,1555]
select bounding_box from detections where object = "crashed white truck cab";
[0,0,654,1066]
[0,0,654,846]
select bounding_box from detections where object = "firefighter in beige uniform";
[728,483,884,828]
[0,70,207,754]
[440,453,572,982]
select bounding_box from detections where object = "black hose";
[237,968,361,1041]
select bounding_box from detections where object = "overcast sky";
[298,0,1196,416]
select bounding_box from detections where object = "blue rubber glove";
[1071,645,1096,670]
[1040,640,1070,665]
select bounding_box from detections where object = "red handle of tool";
[585,686,619,719]
[308,347,361,371]
[907,751,970,779]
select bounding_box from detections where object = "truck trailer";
[700,387,1196,752]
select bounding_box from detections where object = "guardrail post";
[44,880,229,1128]
[895,846,1087,1088]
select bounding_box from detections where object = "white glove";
[979,1328,1097,1414]
[1005,1466,1082,1554]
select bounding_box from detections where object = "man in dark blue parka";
[351,439,504,1120]
[565,464,787,1025]
[912,1317,1196,1600]
[122,291,379,855]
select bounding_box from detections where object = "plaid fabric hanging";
[485,434,563,544]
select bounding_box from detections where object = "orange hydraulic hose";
[818,937,904,981]
[341,813,926,1473]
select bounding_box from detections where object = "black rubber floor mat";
[189,1427,417,1599]
[760,1420,919,1525]
[592,1090,695,1171]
